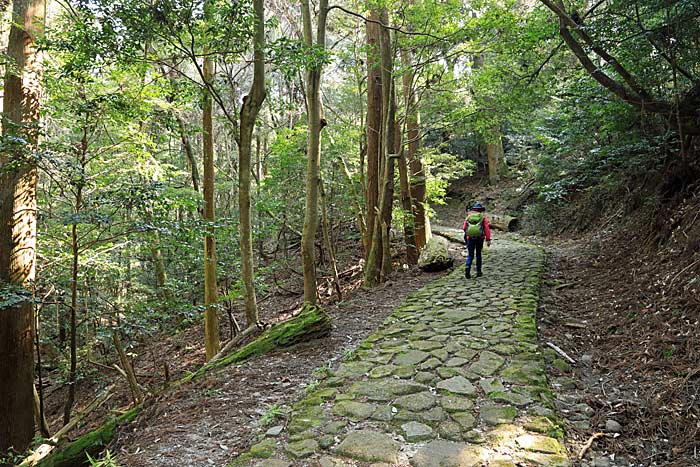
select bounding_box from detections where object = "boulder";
[418,237,453,271]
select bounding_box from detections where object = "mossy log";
[30,305,330,467]
[34,407,139,467]
[186,304,331,381]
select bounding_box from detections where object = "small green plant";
[312,361,333,379]
[305,380,320,394]
[342,348,357,361]
[87,450,120,467]
[259,403,283,426]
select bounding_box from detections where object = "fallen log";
[489,214,518,232]
[186,304,331,381]
[28,304,331,467]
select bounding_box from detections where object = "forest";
[1,0,698,466]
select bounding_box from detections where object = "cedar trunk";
[401,50,427,250]
[202,40,220,361]
[364,8,382,257]
[0,0,45,453]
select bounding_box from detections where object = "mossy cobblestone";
[231,240,569,467]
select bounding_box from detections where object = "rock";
[286,438,318,459]
[479,377,505,394]
[250,438,277,458]
[418,237,454,271]
[265,425,284,437]
[593,457,611,467]
[402,421,434,442]
[394,391,437,411]
[515,434,564,454]
[394,350,430,365]
[333,400,377,421]
[437,421,463,441]
[335,430,400,464]
[318,456,336,467]
[605,419,622,433]
[411,440,486,467]
[322,420,347,435]
[440,395,474,412]
[371,405,394,421]
[451,411,477,429]
[255,460,291,467]
[469,351,505,376]
[437,376,476,396]
[480,404,518,425]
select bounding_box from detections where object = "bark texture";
[202,37,220,361]
[0,0,44,453]
[300,0,329,305]
[238,0,266,325]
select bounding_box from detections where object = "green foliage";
[87,450,120,467]
[259,404,283,426]
[421,146,475,206]
[0,284,35,310]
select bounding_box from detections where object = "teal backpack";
[466,212,485,238]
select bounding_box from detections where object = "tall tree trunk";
[0,0,45,453]
[300,0,329,305]
[401,49,428,251]
[238,0,266,326]
[379,15,395,280]
[396,88,418,264]
[202,36,220,361]
[364,7,382,258]
[486,132,507,184]
[63,172,82,425]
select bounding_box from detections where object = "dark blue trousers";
[465,237,484,273]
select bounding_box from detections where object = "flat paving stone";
[335,430,400,464]
[437,376,477,396]
[402,421,434,442]
[411,440,487,467]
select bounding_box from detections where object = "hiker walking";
[463,202,491,278]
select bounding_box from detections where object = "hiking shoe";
[476,271,483,277]
[465,269,471,279]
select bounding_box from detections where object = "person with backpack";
[462,202,491,278]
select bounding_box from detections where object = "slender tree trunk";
[63,180,81,426]
[0,0,44,452]
[379,17,395,280]
[364,7,382,258]
[300,0,329,305]
[202,36,220,361]
[176,115,200,192]
[238,0,266,325]
[319,177,341,300]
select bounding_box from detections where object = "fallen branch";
[578,432,606,459]
[547,341,577,364]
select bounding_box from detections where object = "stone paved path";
[234,239,570,467]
